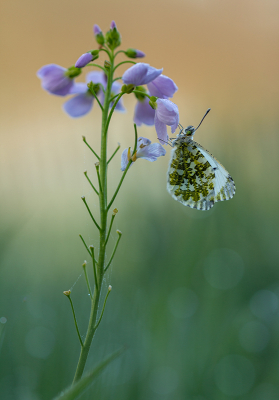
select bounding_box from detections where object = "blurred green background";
[1,0,279,399]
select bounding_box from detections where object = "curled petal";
[155,115,169,145]
[63,93,94,118]
[137,137,151,149]
[134,98,155,126]
[147,75,178,99]
[156,99,179,128]
[122,63,163,86]
[136,142,166,161]
[37,64,73,96]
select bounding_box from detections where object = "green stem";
[94,286,112,329]
[82,137,100,160]
[107,124,138,211]
[66,294,83,347]
[79,234,91,257]
[107,144,120,164]
[90,246,98,291]
[95,163,103,193]
[105,231,122,273]
[113,60,136,72]
[81,196,100,231]
[72,49,115,384]
[84,171,99,196]
[105,213,116,246]
[87,83,104,111]
[104,92,125,134]
[82,262,93,299]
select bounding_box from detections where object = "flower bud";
[94,24,105,45]
[112,208,118,215]
[105,23,121,50]
[116,229,122,236]
[108,285,112,291]
[134,86,146,101]
[63,290,71,296]
[121,84,134,94]
[149,99,157,110]
[65,66,82,78]
[125,48,145,59]
[75,53,93,68]
[104,60,111,70]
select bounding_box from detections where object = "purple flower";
[110,21,117,29]
[37,64,74,96]
[134,97,155,126]
[147,75,178,99]
[75,53,93,68]
[63,71,106,118]
[155,99,179,145]
[121,137,166,171]
[122,63,163,86]
[93,24,105,45]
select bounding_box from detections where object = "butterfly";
[167,109,236,210]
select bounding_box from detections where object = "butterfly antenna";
[195,108,211,131]
[157,137,171,147]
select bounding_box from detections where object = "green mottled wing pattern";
[167,140,235,210]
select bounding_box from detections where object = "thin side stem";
[82,262,93,299]
[104,92,125,134]
[105,231,122,273]
[90,246,98,291]
[95,164,103,193]
[67,295,83,347]
[84,171,99,196]
[107,124,138,211]
[113,60,136,72]
[107,144,120,164]
[87,63,107,73]
[82,137,100,160]
[81,197,100,231]
[79,234,91,257]
[105,214,116,246]
[94,286,112,330]
[87,83,104,111]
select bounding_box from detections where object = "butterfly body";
[167,125,235,210]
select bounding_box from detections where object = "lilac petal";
[86,71,107,86]
[122,63,163,86]
[63,93,94,118]
[155,114,169,145]
[75,53,93,68]
[147,75,178,99]
[134,98,155,126]
[156,99,179,129]
[37,64,73,96]
[121,148,131,171]
[93,24,102,35]
[136,142,166,161]
[69,82,88,94]
[110,21,117,29]
[137,137,151,149]
[135,50,145,58]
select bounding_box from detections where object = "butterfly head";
[184,125,196,137]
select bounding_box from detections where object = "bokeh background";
[1,0,279,399]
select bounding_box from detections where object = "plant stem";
[72,49,115,384]
[67,295,83,347]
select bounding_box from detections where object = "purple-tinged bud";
[110,21,117,29]
[75,50,99,68]
[125,48,145,59]
[75,53,93,68]
[93,24,105,45]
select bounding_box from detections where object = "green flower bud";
[121,84,134,94]
[65,66,82,78]
[104,60,111,70]
[125,48,145,59]
[149,99,157,110]
[87,81,101,95]
[134,86,146,101]
[105,27,121,50]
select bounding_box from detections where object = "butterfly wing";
[167,140,235,210]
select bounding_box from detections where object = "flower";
[110,21,117,29]
[37,64,75,96]
[121,137,166,171]
[125,48,145,59]
[155,99,179,144]
[122,63,163,86]
[147,75,178,99]
[63,71,125,118]
[134,97,155,126]
[63,71,106,118]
